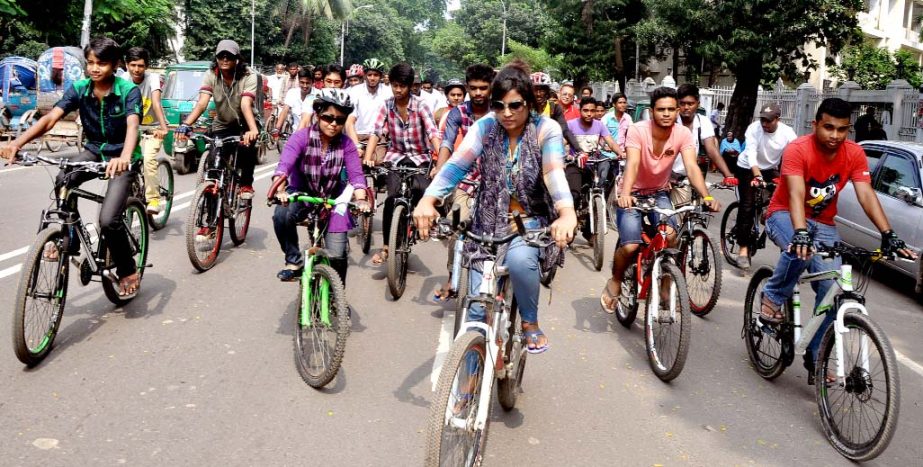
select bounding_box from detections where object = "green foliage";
[343,0,413,68]
[0,0,24,16]
[830,43,923,89]
[499,40,564,75]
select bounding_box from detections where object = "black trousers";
[211,128,256,186]
[735,166,779,249]
[382,159,430,247]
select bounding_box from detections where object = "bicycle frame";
[581,157,610,235]
[295,196,338,329]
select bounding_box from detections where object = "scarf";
[301,123,346,197]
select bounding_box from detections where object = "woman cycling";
[413,61,576,353]
[269,89,369,284]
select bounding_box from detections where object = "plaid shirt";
[373,95,439,165]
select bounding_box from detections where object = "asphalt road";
[0,147,921,466]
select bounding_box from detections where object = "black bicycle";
[380,164,430,300]
[11,153,149,366]
[185,135,253,272]
[575,151,613,271]
[720,181,777,268]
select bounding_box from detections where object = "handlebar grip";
[511,210,526,234]
[266,174,286,206]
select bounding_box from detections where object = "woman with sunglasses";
[270,89,370,283]
[413,61,577,354]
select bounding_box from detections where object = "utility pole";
[80,0,92,47]
[250,0,256,65]
[500,0,507,57]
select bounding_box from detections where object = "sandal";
[371,249,389,265]
[433,284,457,303]
[758,295,784,325]
[118,272,140,297]
[522,323,549,354]
[600,278,619,314]
[277,265,303,282]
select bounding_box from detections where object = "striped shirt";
[373,94,439,165]
[426,113,573,211]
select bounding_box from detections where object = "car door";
[835,146,884,249]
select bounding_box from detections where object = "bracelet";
[703,196,714,201]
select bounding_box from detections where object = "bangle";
[703,196,714,201]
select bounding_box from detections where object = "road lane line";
[896,350,923,379]
[430,309,456,391]
[0,263,22,279]
[0,246,29,262]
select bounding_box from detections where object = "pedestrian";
[854,106,877,142]
[719,130,741,172]
[710,102,724,137]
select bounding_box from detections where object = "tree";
[830,43,923,89]
[452,0,556,68]
[499,40,564,75]
[342,1,411,67]
[639,0,862,139]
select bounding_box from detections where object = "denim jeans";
[466,218,542,325]
[272,200,348,266]
[762,211,842,360]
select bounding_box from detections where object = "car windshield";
[163,69,207,101]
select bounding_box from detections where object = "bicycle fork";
[301,227,333,328]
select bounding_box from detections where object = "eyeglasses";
[490,100,526,112]
[216,53,237,61]
[319,114,348,126]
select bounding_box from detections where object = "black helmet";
[312,88,354,115]
[444,79,466,94]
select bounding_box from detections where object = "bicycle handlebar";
[16,153,108,173]
[628,199,697,218]
[816,242,913,263]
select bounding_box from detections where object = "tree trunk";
[725,54,763,142]
[302,14,314,47]
[284,19,296,49]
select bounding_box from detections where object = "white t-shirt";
[117,70,162,125]
[737,120,797,171]
[421,89,447,115]
[672,114,715,175]
[284,87,316,129]
[267,74,286,104]
[348,83,392,135]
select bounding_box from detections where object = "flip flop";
[118,273,140,297]
[433,286,457,303]
[600,278,619,314]
[758,295,784,325]
[523,329,549,354]
[371,249,389,265]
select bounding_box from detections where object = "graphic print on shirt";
[806,174,840,216]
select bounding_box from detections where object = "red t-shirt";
[766,135,872,225]
[562,103,581,121]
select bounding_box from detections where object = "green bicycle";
[267,188,352,389]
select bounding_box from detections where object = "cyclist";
[601,93,630,160]
[559,82,580,121]
[270,89,369,282]
[531,73,581,154]
[420,76,447,116]
[363,63,440,266]
[431,64,496,302]
[312,66,325,90]
[734,103,797,271]
[345,58,391,164]
[759,98,914,381]
[580,86,593,101]
[600,87,720,312]
[414,61,577,353]
[322,64,345,89]
[346,64,364,88]
[177,39,260,205]
[272,69,315,135]
[280,62,300,97]
[1,37,143,296]
[434,78,466,127]
[123,47,169,215]
[593,100,606,121]
[267,63,286,105]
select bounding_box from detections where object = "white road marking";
[0,246,29,263]
[430,309,456,391]
[896,350,923,379]
[0,263,22,279]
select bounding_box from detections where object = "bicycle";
[430,208,471,337]
[266,182,354,389]
[380,163,431,300]
[424,214,553,467]
[265,104,292,153]
[574,151,613,272]
[11,153,149,366]
[135,132,175,231]
[185,134,253,272]
[674,179,733,317]
[743,243,906,461]
[613,197,695,382]
[720,180,777,269]
[355,139,388,254]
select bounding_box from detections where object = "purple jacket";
[276,127,366,233]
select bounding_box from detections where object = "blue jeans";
[615,191,677,246]
[467,218,542,325]
[762,211,841,360]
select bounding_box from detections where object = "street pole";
[80,0,92,47]
[250,0,255,65]
[500,0,507,57]
[635,40,640,81]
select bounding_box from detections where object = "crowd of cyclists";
[0,34,919,463]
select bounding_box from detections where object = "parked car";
[835,140,923,293]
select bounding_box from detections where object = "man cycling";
[345,58,392,165]
[363,63,440,266]
[734,102,797,271]
[123,47,169,215]
[274,69,315,134]
[531,73,581,153]
[346,64,364,88]
[1,37,143,296]
[177,39,260,206]
[559,82,580,121]
[600,87,720,312]
[759,98,914,382]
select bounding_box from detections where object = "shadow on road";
[393,355,435,408]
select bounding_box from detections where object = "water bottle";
[86,223,99,252]
[450,237,464,292]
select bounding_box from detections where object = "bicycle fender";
[660,248,684,262]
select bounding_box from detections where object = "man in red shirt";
[760,98,914,380]
[559,83,580,121]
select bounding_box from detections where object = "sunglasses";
[216,53,237,61]
[319,114,348,126]
[490,100,526,112]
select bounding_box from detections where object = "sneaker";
[146,199,162,215]
[239,185,254,200]
[195,227,216,251]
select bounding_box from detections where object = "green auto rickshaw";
[161,61,215,174]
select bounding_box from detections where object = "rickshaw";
[0,56,38,143]
[36,46,85,152]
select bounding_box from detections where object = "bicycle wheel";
[742,266,788,379]
[816,312,900,461]
[186,182,224,271]
[424,331,490,467]
[101,198,149,306]
[12,227,69,366]
[228,188,252,246]
[680,227,723,317]
[294,263,350,388]
[644,261,691,382]
[720,201,741,268]
[149,160,174,231]
[497,291,526,411]
[387,204,409,299]
[614,266,638,328]
[592,195,606,272]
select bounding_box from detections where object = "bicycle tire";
[645,261,691,382]
[149,160,174,231]
[497,291,526,411]
[101,198,149,306]
[195,149,211,184]
[186,182,224,272]
[294,263,350,388]
[424,331,490,467]
[387,204,409,299]
[816,312,900,461]
[614,266,638,328]
[12,227,69,366]
[592,195,606,272]
[720,201,741,268]
[452,265,469,337]
[681,227,723,317]
[228,188,251,246]
[742,266,787,380]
